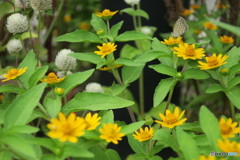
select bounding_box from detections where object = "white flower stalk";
[30,0,52,12]
[85,82,104,93]
[6,39,23,54]
[57,71,72,78]
[14,0,30,9]
[124,0,140,5]
[6,13,28,34]
[55,49,77,71]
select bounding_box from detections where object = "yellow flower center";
[8,69,19,76]
[221,123,232,134]
[140,131,152,139]
[62,123,75,135]
[207,57,219,67]
[185,45,195,57]
[165,113,178,124]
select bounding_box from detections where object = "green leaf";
[121,121,145,135]
[44,98,61,118]
[205,84,225,93]
[0,150,12,160]
[57,69,94,96]
[134,51,168,63]
[62,92,134,113]
[183,69,209,80]
[0,135,38,160]
[115,31,152,42]
[176,128,200,160]
[0,85,24,94]
[151,38,172,54]
[110,83,127,96]
[4,83,46,129]
[105,149,121,160]
[115,58,144,66]
[228,76,240,89]
[21,32,38,40]
[121,8,149,20]
[70,53,105,64]
[55,30,103,43]
[149,64,177,77]
[224,47,240,69]
[120,44,142,59]
[149,156,163,160]
[199,106,220,151]
[225,87,240,109]
[7,125,39,134]
[229,64,240,77]
[178,122,202,132]
[153,78,176,107]
[0,2,13,20]
[19,50,37,88]
[205,30,222,51]
[28,66,48,88]
[27,137,55,151]
[111,21,124,37]
[61,144,94,159]
[90,14,107,34]
[122,65,144,84]
[127,135,148,154]
[99,110,114,127]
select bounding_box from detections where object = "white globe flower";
[6,13,28,34]
[85,82,104,93]
[55,49,77,71]
[6,39,23,54]
[57,71,72,78]
[140,27,152,35]
[30,0,52,12]
[124,0,140,5]
[14,0,30,9]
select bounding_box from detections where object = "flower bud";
[55,88,65,96]
[6,13,28,34]
[6,39,23,54]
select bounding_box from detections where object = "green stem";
[27,16,35,52]
[106,20,111,35]
[17,80,24,89]
[37,103,50,120]
[37,12,42,60]
[229,100,236,121]
[165,81,177,110]
[132,6,138,30]
[137,3,142,28]
[172,128,183,159]
[19,36,27,54]
[139,73,144,115]
[15,53,19,67]
[42,0,65,45]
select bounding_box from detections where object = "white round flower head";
[124,0,140,5]
[6,39,23,54]
[85,83,104,93]
[14,0,30,9]
[55,49,77,71]
[57,71,72,78]
[30,0,52,12]
[6,13,28,34]
[140,27,152,35]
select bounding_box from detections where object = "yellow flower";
[217,4,227,9]
[155,107,187,128]
[83,113,101,130]
[162,36,183,46]
[99,123,125,144]
[190,4,200,10]
[194,30,201,34]
[204,22,217,30]
[47,112,86,143]
[98,64,123,71]
[198,53,228,70]
[94,42,117,58]
[54,88,64,96]
[64,15,71,22]
[80,22,91,31]
[2,67,27,82]
[198,155,216,160]
[182,9,194,16]
[96,9,118,20]
[133,127,154,142]
[220,35,234,44]
[218,139,240,155]
[173,43,205,60]
[41,72,65,84]
[219,117,240,139]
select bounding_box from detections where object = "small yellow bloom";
[47,112,86,143]
[99,123,125,144]
[64,15,71,22]
[198,155,216,160]
[204,22,217,30]
[155,107,187,128]
[220,35,234,44]
[173,43,205,60]
[217,4,227,9]
[133,127,154,142]
[80,22,91,31]
[190,4,200,10]
[198,53,228,70]
[83,113,101,130]
[194,30,201,34]
[96,9,118,20]
[2,67,27,82]
[182,9,194,16]
[94,42,117,58]
[54,88,65,96]
[219,117,240,139]
[41,72,65,84]
[220,68,229,74]
[98,64,123,71]
[162,36,183,46]
[218,139,240,155]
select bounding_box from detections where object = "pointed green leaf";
[115,31,152,42]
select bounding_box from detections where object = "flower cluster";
[6,13,28,34]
